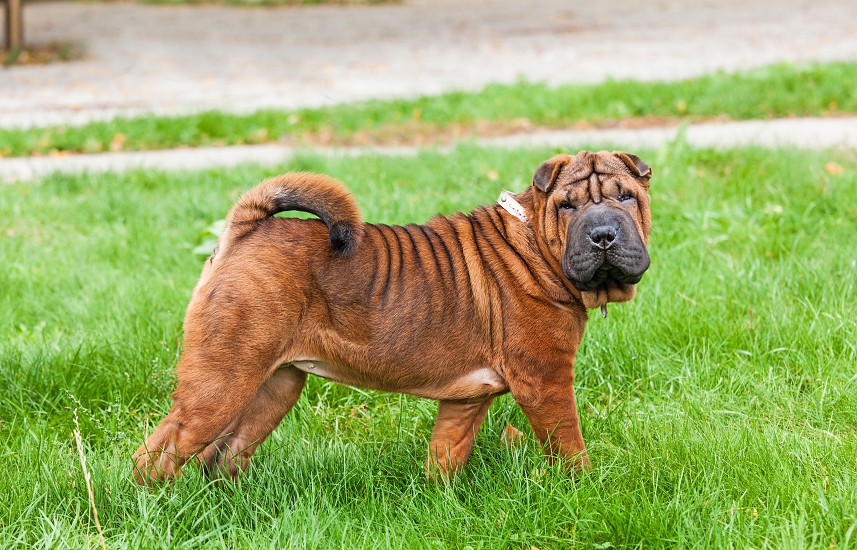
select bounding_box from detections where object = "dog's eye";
[558,201,575,211]
[618,193,635,202]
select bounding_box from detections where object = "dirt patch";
[1,42,83,67]
[284,115,730,148]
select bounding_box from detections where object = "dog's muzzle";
[562,204,650,292]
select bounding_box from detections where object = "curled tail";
[221,172,364,255]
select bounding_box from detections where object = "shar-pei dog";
[134,150,653,483]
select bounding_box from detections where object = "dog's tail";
[220,172,364,255]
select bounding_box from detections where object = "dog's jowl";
[133,150,653,483]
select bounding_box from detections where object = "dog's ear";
[532,155,569,193]
[613,151,652,180]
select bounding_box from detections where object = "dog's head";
[531,150,652,310]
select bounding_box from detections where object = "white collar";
[497,191,528,223]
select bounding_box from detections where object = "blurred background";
[2,0,857,134]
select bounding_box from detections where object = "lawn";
[1,143,856,548]
[1,61,855,157]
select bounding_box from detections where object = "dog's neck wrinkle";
[491,191,582,306]
[526,188,589,306]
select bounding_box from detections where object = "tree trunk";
[5,0,23,50]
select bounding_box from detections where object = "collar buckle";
[497,191,528,223]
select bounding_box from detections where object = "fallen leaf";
[109,133,127,152]
[501,423,525,447]
[824,162,844,176]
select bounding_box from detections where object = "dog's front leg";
[425,398,494,478]
[508,367,590,472]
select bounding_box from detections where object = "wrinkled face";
[559,174,650,291]
[533,151,652,308]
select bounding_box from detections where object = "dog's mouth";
[562,235,650,310]
[564,242,649,288]
[558,204,650,311]
[569,259,645,292]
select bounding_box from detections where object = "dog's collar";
[497,191,529,223]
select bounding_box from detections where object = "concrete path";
[3,0,857,129]
[4,117,855,183]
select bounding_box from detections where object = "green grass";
[2,61,856,157]
[1,143,857,548]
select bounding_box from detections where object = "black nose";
[589,225,617,249]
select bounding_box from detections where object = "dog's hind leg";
[425,398,493,478]
[199,365,307,478]
[133,340,287,485]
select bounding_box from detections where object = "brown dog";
[133,150,652,483]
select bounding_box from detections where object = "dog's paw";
[199,438,249,480]
[563,451,591,475]
[132,444,182,486]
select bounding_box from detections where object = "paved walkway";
[3,0,857,129]
[4,117,855,183]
